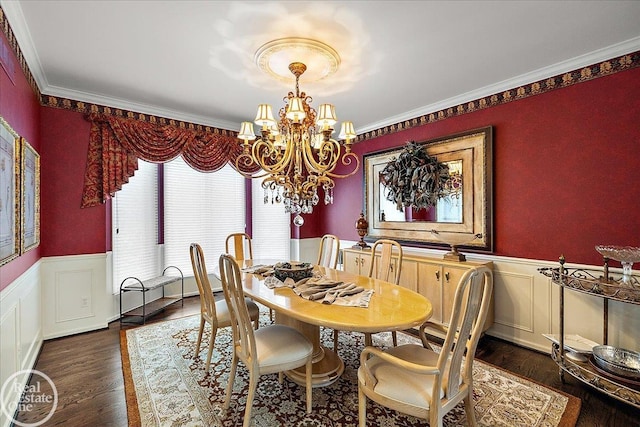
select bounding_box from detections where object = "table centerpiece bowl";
[274,262,314,282]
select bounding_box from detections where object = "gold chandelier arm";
[325,151,361,179]
[301,137,360,179]
[234,152,261,178]
[234,151,275,180]
[251,137,294,174]
[301,137,340,174]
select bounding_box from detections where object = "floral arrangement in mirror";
[379,141,450,211]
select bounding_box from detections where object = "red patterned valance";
[81,114,259,208]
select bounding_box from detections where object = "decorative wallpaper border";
[355,50,640,143]
[2,6,638,141]
[40,97,236,136]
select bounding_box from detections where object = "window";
[163,158,245,275]
[251,180,291,260]
[111,160,159,294]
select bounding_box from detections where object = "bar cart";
[539,254,640,409]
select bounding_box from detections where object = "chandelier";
[236,58,360,227]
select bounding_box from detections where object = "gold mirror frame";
[364,126,493,252]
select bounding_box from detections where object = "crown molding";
[358,36,640,135]
[42,84,239,130]
[4,0,640,135]
[1,0,48,88]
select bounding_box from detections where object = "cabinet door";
[360,254,372,276]
[370,253,402,284]
[418,262,443,324]
[398,259,418,292]
[441,265,468,327]
[342,250,362,274]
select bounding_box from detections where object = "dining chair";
[357,266,493,427]
[317,234,340,269]
[225,232,274,321]
[225,232,253,261]
[333,239,403,351]
[219,254,313,427]
[189,243,260,372]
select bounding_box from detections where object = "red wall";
[39,107,107,257]
[0,31,40,290]
[323,67,640,267]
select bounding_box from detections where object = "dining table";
[217,258,433,387]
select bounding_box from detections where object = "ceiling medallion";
[255,38,341,84]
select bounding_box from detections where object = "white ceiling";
[3,1,640,134]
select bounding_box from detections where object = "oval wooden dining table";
[218,259,433,387]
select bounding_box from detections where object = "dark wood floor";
[14,295,640,426]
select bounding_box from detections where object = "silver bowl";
[592,345,640,380]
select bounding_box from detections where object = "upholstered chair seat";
[252,324,313,371]
[212,297,260,326]
[359,345,455,408]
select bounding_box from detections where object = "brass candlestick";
[353,212,370,249]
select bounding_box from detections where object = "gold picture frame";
[0,116,21,265]
[21,137,40,253]
[364,126,493,252]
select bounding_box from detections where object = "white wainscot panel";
[458,255,555,352]
[20,281,41,369]
[0,262,42,427]
[493,270,534,332]
[550,285,640,351]
[608,300,640,351]
[55,270,95,322]
[41,254,108,339]
[294,237,320,265]
[0,304,19,426]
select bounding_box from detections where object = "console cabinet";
[342,248,493,335]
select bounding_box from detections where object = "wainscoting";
[0,262,41,427]
[335,240,639,353]
[1,240,638,427]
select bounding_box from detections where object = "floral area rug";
[121,311,580,426]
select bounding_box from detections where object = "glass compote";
[430,230,482,261]
[595,245,640,276]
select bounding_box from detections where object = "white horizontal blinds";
[164,157,245,275]
[112,160,160,294]
[251,179,291,261]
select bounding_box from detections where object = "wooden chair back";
[368,239,403,285]
[439,265,493,399]
[317,234,340,269]
[189,243,217,323]
[225,232,253,261]
[218,253,258,368]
